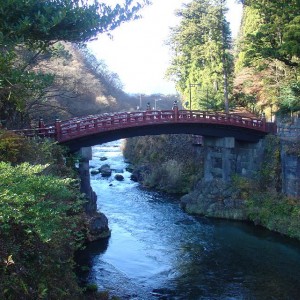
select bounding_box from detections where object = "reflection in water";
[77,141,300,299]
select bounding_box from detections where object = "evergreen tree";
[242,0,300,67]
[166,0,233,112]
[234,0,300,116]
[0,0,149,128]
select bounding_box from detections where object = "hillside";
[31,43,138,123]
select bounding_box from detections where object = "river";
[77,140,300,299]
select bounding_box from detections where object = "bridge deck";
[12,109,276,150]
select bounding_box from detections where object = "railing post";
[55,118,62,141]
[173,100,178,122]
[146,102,151,111]
[38,117,45,129]
[38,117,45,137]
[261,112,266,131]
[76,121,81,133]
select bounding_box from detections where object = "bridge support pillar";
[78,147,110,241]
[78,147,97,214]
[203,137,264,182]
[235,139,264,178]
[203,137,235,182]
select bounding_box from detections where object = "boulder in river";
[85,212,111,242]
[115,174,124,181]
[99,164,112,177]
[90,169,100,175]
[180,179,247,220]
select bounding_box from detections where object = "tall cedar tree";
[166,0,233,112]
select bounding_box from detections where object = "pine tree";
[166,0,233,111]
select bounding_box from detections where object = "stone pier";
[203,137,264,181]
[78,147,97,213]
[78,147,110,241]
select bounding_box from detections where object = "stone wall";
[277,118,300,197]
[203,137,264,181]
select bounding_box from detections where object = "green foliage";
[231,174,253,199]
[0,129,75,177]
[234,1,300,116]
[0,49,54,127]
[0,136,86,299]
[247,193,300,240]
[278,81,300,114]
[0,0,150,128]
[259,135,281,191]
[166,0,233,111]
[123,135,203,193]
[0,129,29,163]
[242,0,300,67]
[0,161,85,299]
[0,0,149,48]
[85,283,99,293]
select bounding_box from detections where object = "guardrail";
[12,109,275,143]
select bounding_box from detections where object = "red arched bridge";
[13,108,276,152]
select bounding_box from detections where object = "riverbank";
[123,134,204,194]
[123,133,300,241]
[0,130,111,299]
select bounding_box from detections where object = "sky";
[88,0,243,95]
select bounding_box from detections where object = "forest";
[0,0,300,299]
[167,0,300,118]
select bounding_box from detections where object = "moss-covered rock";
[181,179,247,220]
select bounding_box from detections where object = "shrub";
[0,129,30,163]
[247,193,300,240]
[0,162,85,299]
[123,135,203,193]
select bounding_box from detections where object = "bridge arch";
[55,110,274,152]
[14,109,275,152]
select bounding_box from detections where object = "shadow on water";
[75,237,110,285]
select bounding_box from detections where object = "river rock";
[115,174,124,181]
[181,179,247,220]
[85,212,111,242]
[90,169,100,175]
[99,164,112,177]
[100,156,107,161]
[130,165,151,182]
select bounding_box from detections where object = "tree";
[166,0,233,112]
[234,0,300,116]
[0,0,150,48]
[0,0,150,128]
[240,0,300,67]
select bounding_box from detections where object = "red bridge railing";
[12,109,275,142]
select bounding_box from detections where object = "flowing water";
[78,140,300,299]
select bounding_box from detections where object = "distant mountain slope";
[34,42,137,123]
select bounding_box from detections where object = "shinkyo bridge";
[14,106,276,152]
